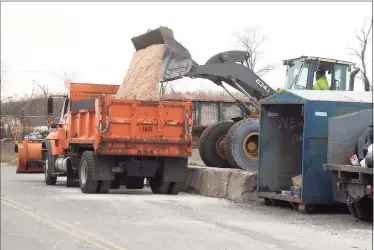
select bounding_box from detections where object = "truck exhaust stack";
[131,26,193,82]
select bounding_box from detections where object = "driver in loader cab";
[313,70,329,90]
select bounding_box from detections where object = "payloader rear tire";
[79,151,99,194]
[224,118,259,171]
[45,155,57,185]
[199,121,234,168]
[150,167,171,194]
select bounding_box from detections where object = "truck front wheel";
[79,151,99,194]
[45,155,57,185]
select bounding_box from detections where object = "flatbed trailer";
[323,164,373,221]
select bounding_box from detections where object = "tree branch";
[256,64,275,77]
[233,27,273,76]
[347,19,373,92]
[37,83,49,97]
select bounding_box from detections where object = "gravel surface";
[1,163,372,250]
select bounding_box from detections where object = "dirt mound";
[116,44,165,101]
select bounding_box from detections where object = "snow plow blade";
[131,26,193,82]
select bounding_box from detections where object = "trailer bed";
[324,164,373,174]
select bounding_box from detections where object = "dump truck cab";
[283,56,358,91]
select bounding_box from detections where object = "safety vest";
[313,76,329,90]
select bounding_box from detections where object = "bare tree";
[21,81,36,114]
[37,82,49,97]
[53,70,78,94]
[348,18,373,91]
[1,59,7,91]
[233,27,275,77]
[54,69,78,82]
[1,60,12,103]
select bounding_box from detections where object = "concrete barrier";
[184,166,257,203]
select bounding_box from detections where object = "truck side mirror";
[47,97,54,125]
[47,97,53,114]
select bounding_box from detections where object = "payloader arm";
[131,26,277,116]
[187,51,276,98]
[184,51,276,115]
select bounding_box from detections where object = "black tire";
[78,151,99,194]
[45,154,57,185]
[169,182,184,195]
[198,121,234,168]
[150,167,171,194]
[354,198,373,222]
[125,177,145,190]
[97,181,111,194]
[224,118,259,171]
[347,203,358,219]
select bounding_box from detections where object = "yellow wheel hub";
[242,132,259,160]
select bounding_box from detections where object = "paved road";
[1,163,372,250]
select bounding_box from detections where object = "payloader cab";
[283,56,359,91]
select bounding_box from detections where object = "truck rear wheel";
[150,167,171,194]
[169,182,184,195]
[97,181,111,194]
[199,121,234,168]
[224,118,259,171]
[79,151,99,194]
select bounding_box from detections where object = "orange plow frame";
[14,122,45,174]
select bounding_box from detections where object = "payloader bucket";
[131,26,193,82]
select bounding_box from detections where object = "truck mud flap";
[163,157,188,183]
[44,139,58,174]
[118,160,161,178]
[92,155,115,181]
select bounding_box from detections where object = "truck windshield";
[285,60,309,90]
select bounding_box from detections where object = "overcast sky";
[1,2,373,98]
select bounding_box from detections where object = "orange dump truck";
[43,81,193,194]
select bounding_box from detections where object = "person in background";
[313,70,329,90]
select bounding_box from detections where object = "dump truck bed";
[68,95,193,157]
